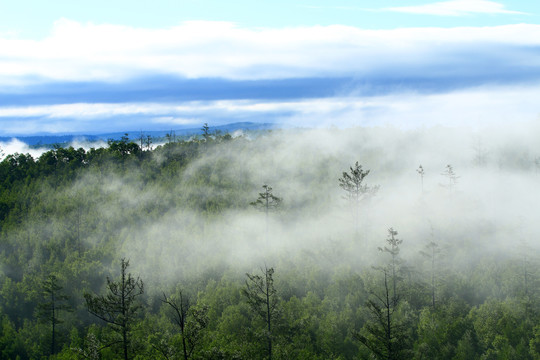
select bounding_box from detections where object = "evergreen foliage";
[0,129,537,359]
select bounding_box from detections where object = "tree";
[251,185,282,247]
[354,268,407,360]
[36,274,72,356]
[84,258,144,360]
[242,266,279,360]
[160,290,209,360]
[201,123,210,142]
[378,228,403,302]
[339,161,379,232]
[441,164,459,190]
[416,165,425,194]
[472,137,488,167]
[108,134,141,161]
[355,228,409,360]
[419,227,441,308]
[165,130,176,144]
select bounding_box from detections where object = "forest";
[0,124,539,359]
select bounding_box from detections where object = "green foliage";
[0,130,538,359]
[243,266,279,360]
[84,258,144,360]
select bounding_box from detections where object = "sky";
[0,0,539,135]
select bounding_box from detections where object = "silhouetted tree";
[84,258,144,360]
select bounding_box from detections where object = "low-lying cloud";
[1,83,539,136]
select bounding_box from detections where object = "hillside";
[0,126,539,359]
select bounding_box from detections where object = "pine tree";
[84,258,144,360]
[339,161,379,233]
[251,185,282,247]
[37,274,72,356]
[378,228,403,301]
[243,266,279,360]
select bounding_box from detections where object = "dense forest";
[0,125,539,359]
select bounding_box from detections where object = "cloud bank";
[1,20,540,134]
[1,20,539,83]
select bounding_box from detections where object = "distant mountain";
[0,122,278,147]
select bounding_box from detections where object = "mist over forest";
[1,123,540,359]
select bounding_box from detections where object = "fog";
[30,122,535,293]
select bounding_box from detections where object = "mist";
[23,121,533,295]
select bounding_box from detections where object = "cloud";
[1,20,540,134]
[1,84,539,135]
[0,20,539,84]
[387,0,526,17]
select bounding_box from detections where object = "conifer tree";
[419,227,441,308]
[84,258,144,360]
[251,184,282,247]
[243,266,279,360]
[339,161,379,232]
[37,274,72,356]
[378,228,403,301]
[356,228,409,360]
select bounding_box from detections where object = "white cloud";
[151,116,199,125]
[387,0,525,16]
[0,138,48,158]
[1,84,539,133]
[0,19,538,83]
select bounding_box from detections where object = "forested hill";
[0,127,539,359]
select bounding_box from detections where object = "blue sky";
[0,0,539,135]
